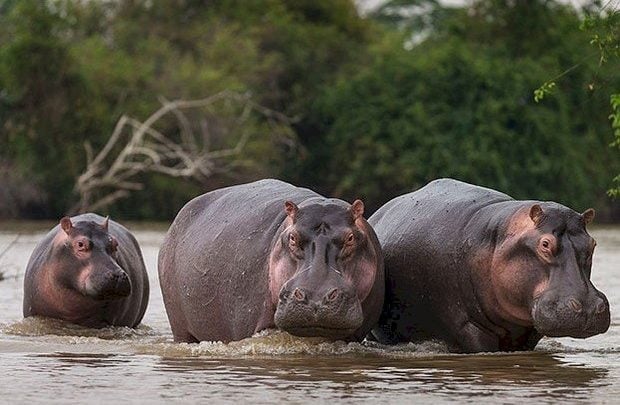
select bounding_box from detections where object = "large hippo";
[23,214,149,328]
[158,179,384,343]
[369,179,610,352]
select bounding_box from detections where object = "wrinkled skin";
[158,179,384,343]
[23,214,149,328]
[369,179,610,353]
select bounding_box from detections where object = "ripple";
[0,317,158,340]
[135,329,450,358]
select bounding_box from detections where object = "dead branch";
[72,91,294,213]
[0,234,21,281]
[0,234,20,261]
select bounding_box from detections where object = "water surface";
[0,223,618,403]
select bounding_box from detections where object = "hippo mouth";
[531,297,610,338]
[274,300,364,340]
[533,319,610,339]
[80,267,132,301]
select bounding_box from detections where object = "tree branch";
[73,91,293,213]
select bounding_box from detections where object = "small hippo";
[23,214,149,328]
[158,179,384,343]
[369,179,610,352]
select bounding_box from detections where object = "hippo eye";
[289,233,296,246]
[346,233,355,244]
[542,240,549,249]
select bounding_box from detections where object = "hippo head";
[491,203,610,339]
[270,199,380,339]
[55,217,131,300]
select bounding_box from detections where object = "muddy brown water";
[0,223,618,403]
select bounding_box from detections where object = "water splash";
[135,329,450,358]
[2,318,615,359]
[1,317,157,340]
[1,318,449,358]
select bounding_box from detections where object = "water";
[0,223,618,403]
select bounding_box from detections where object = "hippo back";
[368,179,515,345]
[158,179,321,342]
[369,178,610,352]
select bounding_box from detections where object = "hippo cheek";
[80,266,132,301]
[531,292,611,338]
[274,288,364,339]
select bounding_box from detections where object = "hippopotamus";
[369,178,610,352]
[23,213,149,328]
[158,179,384,343]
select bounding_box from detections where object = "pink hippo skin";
[158,179,384,343]
[369,179,610,353]
[23,214,149,328]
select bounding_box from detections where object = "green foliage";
[581,2,620,198]
[0,0,90,217]
[309,0,620,214]
[0,0,371,219]
[534,1,620,198]
[609,93,620,197]
[581,2,620,64]
[534,81,557,102]
[1,0,618,220]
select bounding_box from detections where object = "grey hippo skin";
[158,179,384,343]
[23,214,149,328]
[369,178,610,353]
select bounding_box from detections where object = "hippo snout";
[274,286,364,339]
[83,268,132,300]
[532,292,610,338]
[110,271,132,298]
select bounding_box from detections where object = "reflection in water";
[152,352,608,402]
[34,352,131,368]
[0,226,618,403]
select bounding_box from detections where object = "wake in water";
[0,316,158,340]
[134,329,451,358]
[3,317,616,357]
[0,317,450,358]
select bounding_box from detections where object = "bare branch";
[0,234,20,261]
[73,91,294,213]
[87,190,132,213]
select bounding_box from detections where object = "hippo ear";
[582,208,595,225]
[350,199,365,220]
[529,204,544,226]
[284,201,298,220]
[101,216,109,231]
[60,217,73,234]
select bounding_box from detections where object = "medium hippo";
[23,214,149,328]
[158,179,384,343]
[369,179,610,352]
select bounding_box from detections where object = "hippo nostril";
[115,273,131,295]
[568,298,582,313]
[325,288,340,303]
[596,300,607,314]
[293,288,306,303]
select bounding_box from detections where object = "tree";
[534,1,620,199]
[0,0,90,217]
[309,0,620,216]
[74,91,293,213]
[0,0,371,219]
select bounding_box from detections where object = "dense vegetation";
[1,0,618,220]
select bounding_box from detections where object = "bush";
[306,0,620,215]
